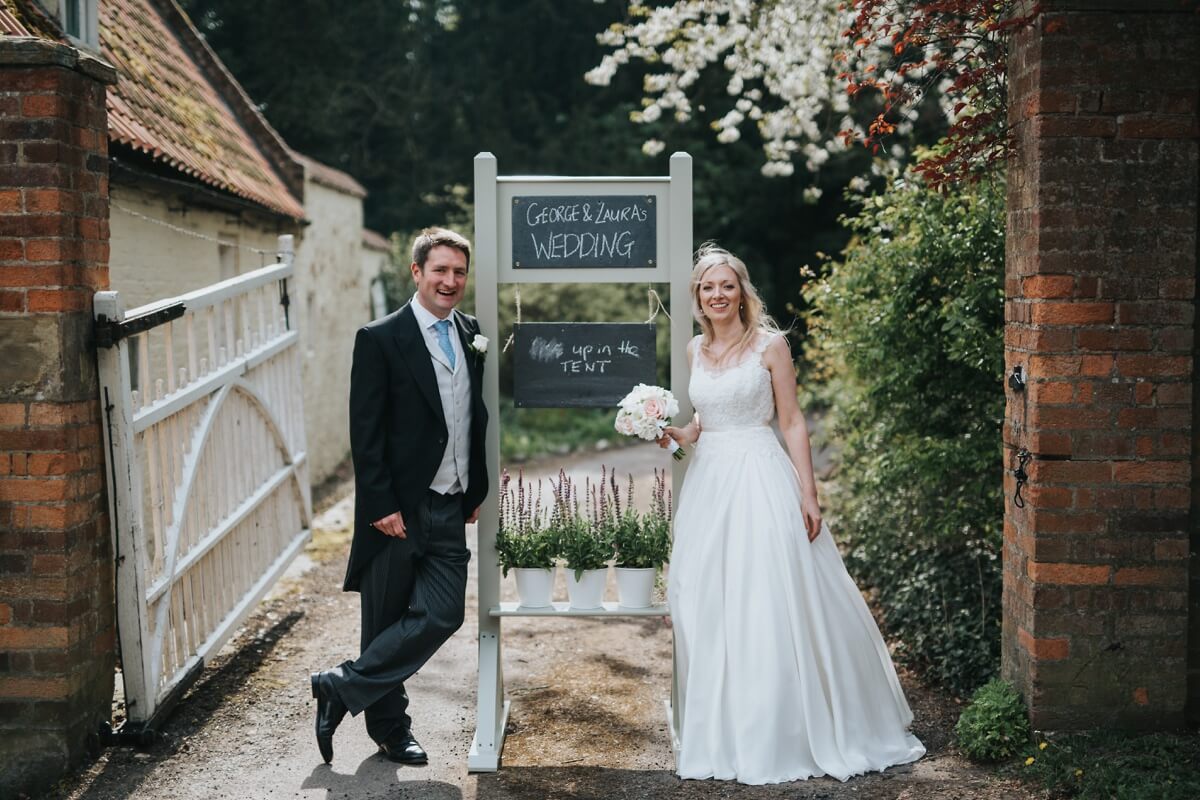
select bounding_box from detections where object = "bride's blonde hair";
[690,243,780,365]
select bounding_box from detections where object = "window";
[63,0,79,34]
[49,0,99,51]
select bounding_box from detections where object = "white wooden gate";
[95,234,311,729]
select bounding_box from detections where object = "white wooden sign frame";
[469,153,693,771]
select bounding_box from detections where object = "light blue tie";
[433,319,456,369]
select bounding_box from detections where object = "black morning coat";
[342,301,489,592]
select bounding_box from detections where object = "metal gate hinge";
[95,302,187,349]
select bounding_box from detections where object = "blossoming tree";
[586,0,1037,186]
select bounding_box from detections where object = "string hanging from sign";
[502,286,521,353]
[504,283,666,354]
[646,286,672,324]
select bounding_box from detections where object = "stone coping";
[0,35,117,84]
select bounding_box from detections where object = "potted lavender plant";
[611,468,672,608]
[557,470,612,609]
[496,469,557,608]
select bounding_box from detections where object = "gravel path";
[55,444,1037,800]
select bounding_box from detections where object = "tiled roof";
[99,0,304,219]
[0,8,33,35]
[295,152,368,199]
[0,0,63,39]
[363,229,391,252]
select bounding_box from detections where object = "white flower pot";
[565,567,607,609]
[513,567,555,608]
[615,567,657,609]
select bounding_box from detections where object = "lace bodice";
[689,333,776,431]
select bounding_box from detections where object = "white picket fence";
[95,235,311,727]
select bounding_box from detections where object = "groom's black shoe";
[378,731,428,765]
[311,671,348,764]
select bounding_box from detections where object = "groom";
[311,227,489,765]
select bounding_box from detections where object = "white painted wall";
[292,176,375,485]
[109,185,286,309]
[111,179,374,489]
[108,185,295,415]
[107,180,380,487]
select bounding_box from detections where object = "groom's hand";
[373,511,406,538]
[466,506,480,524]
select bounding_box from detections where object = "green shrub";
[848,533,999,692]
[955,679,1030,762]
[806,162,1005,696]
[1016,731,1200,800]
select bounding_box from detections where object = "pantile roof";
[100,0,304,219]
[0,0,61,38]
[3,2,380,224]
[295,152,368,199]
[362,229,391,252]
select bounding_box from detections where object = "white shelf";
[489,601,669,618]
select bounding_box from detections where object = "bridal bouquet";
[615,384,685,461]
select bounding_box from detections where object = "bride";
[660,244,925,785]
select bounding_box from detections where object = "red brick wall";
[1003,2,1199,728]
[0,42,117,798]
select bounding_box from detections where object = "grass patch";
[501,402,625,462]
[1011,730,1200,799]
[306,524,352,564]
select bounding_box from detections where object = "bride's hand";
[656,426,682,449]
[802,500,822,542]
[657,424,696,449]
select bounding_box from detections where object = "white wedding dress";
[667,333,925,785]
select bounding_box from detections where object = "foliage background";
[805,168,1006,695]
[183,0,1006,695]
[179,0,889,335]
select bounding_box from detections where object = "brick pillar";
[0,39,118,798]
[1003,2,1200,729]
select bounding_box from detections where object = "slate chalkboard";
[512,322,657,408]
[511,195,656,269]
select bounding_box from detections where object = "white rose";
[633,415,659,441]
[471,334,488,354]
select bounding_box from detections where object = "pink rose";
[615,414,636,436]
[642,398,664,419]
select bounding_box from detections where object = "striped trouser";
[331,490,470,742]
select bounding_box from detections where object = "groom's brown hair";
[412,227,471,271]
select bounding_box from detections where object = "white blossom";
[589,0,931,176]
[761,161,794,177]
[642,138,667,156]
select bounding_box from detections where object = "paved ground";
[55,444,1039,800]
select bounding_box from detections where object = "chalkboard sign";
[512,322,656,408]
[511,195,656,269]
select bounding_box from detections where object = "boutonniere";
[469,334,489,357]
